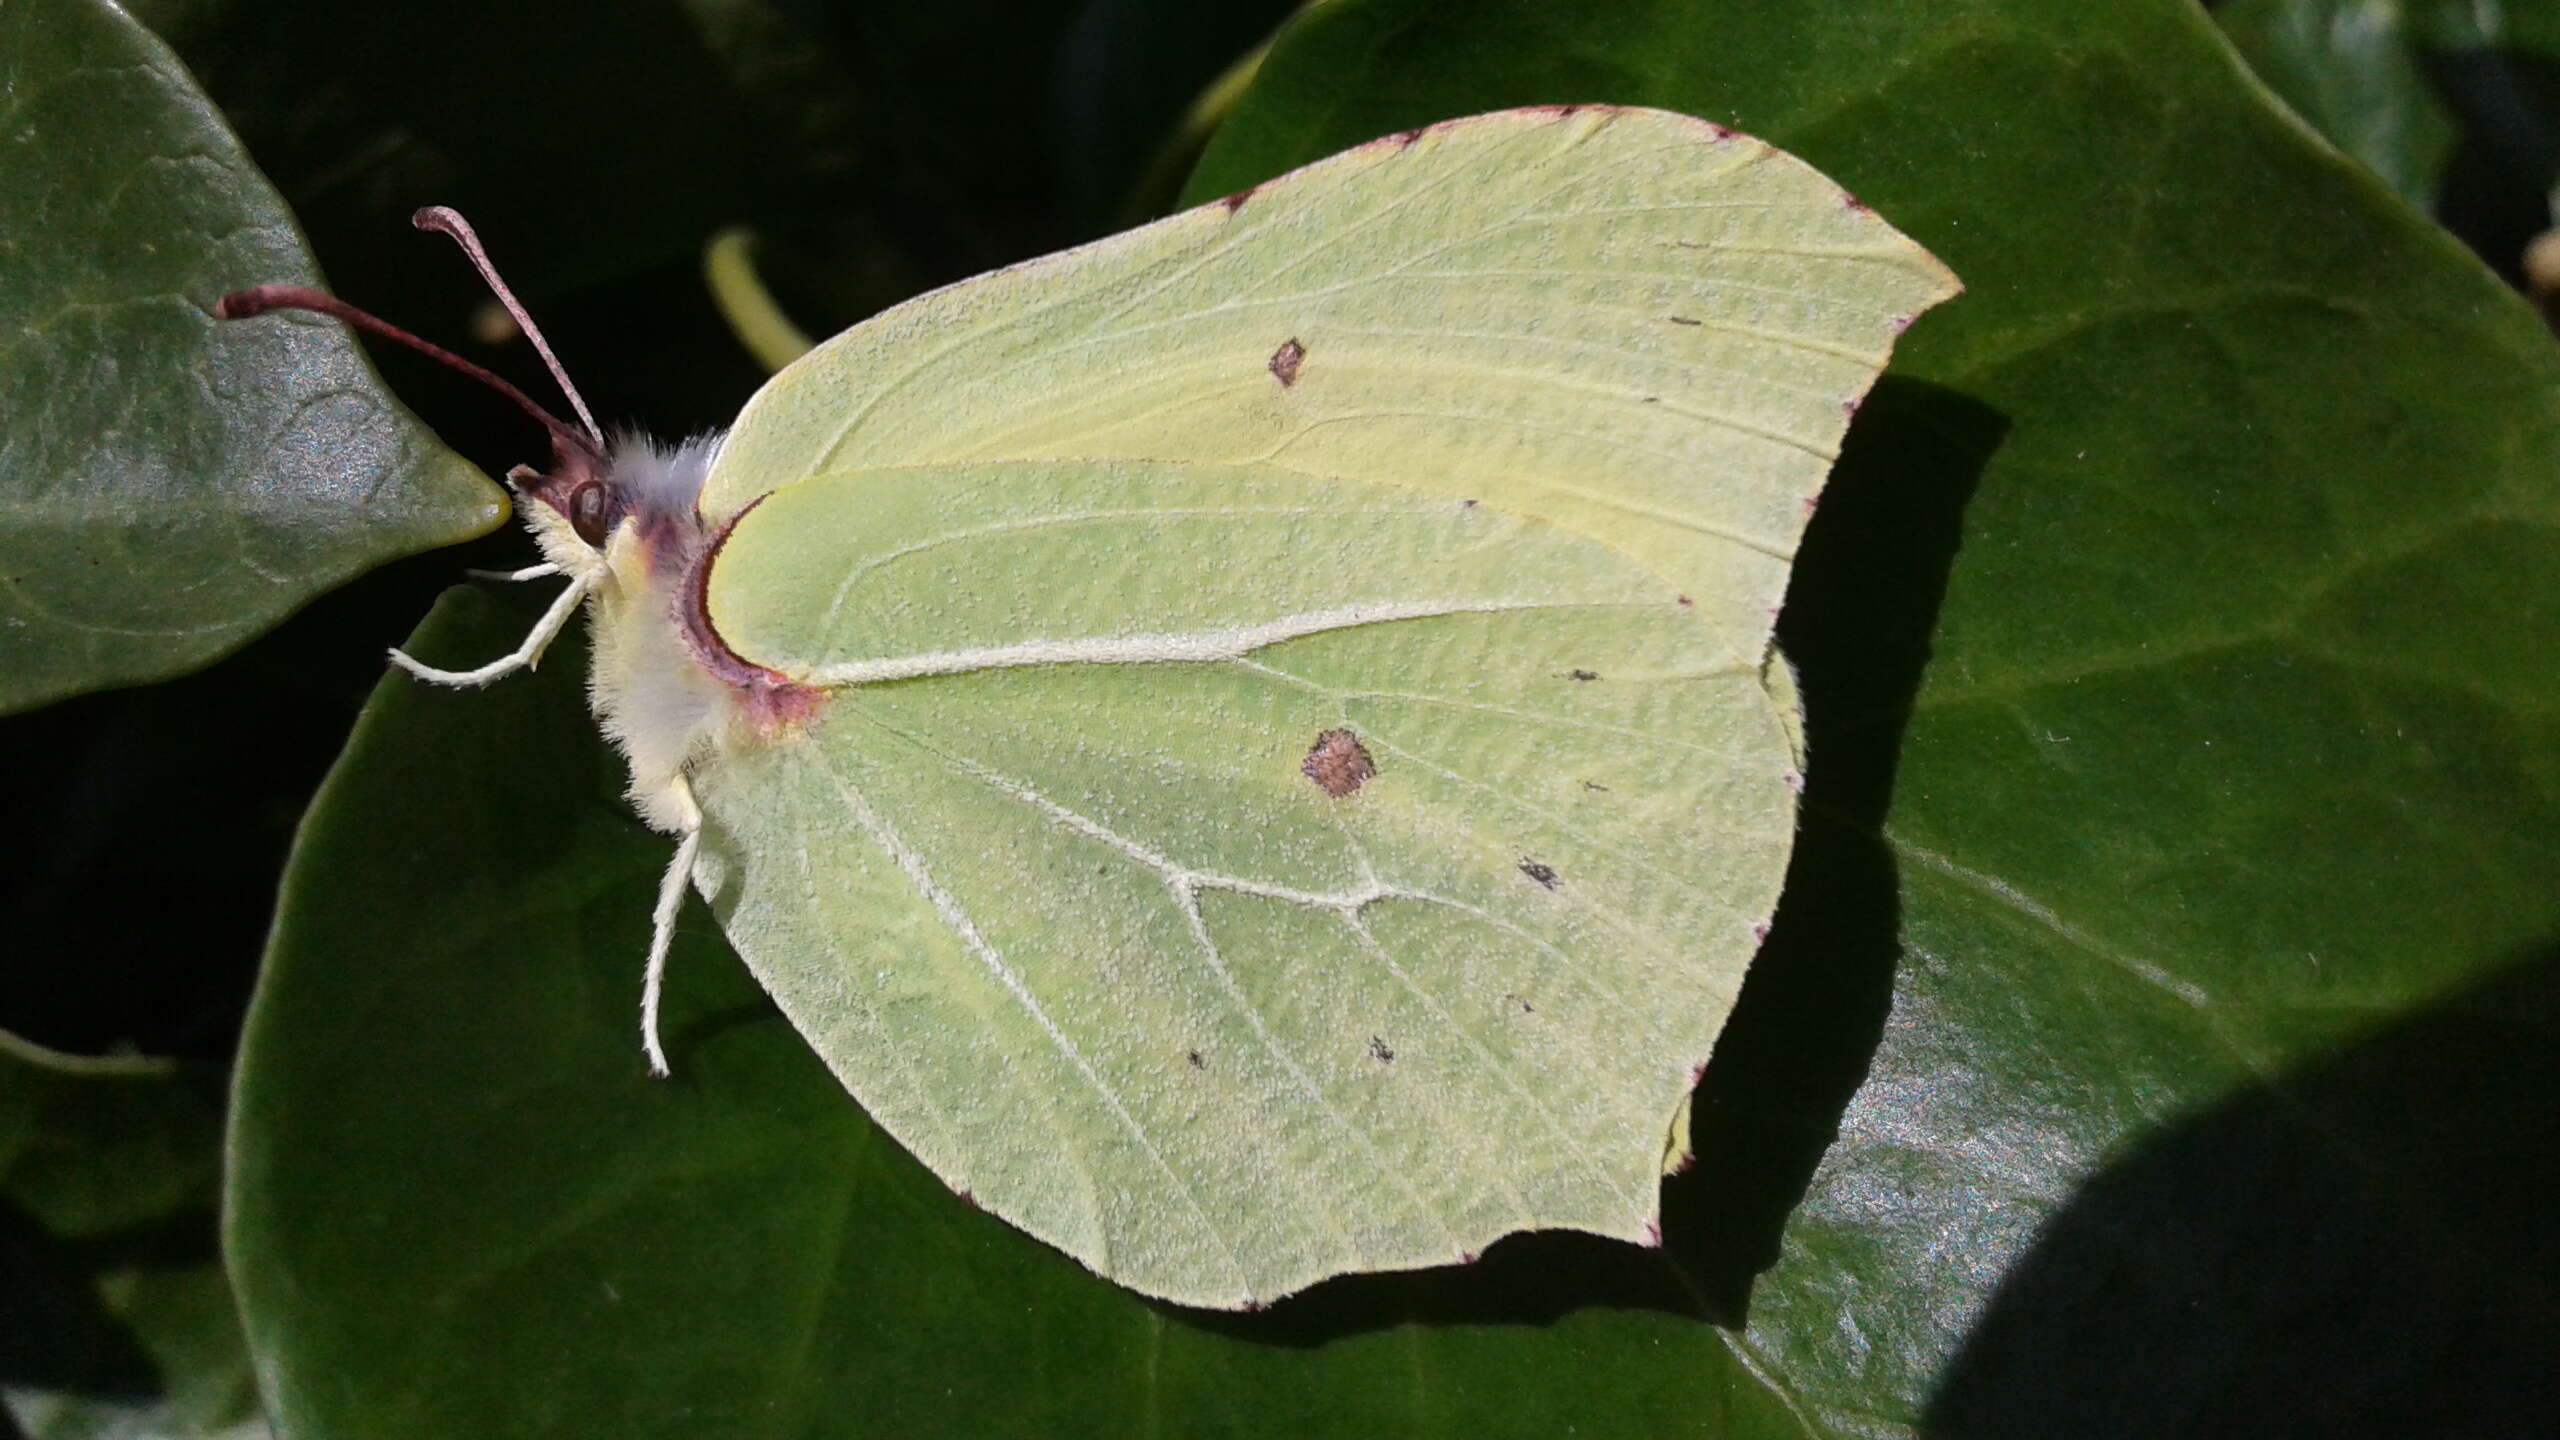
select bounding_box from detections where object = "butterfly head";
[215,206,794,842]
[564,431,722,567]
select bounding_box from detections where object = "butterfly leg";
[640,778,705,1078]
[388,571,592,687]
[463,562,564,582]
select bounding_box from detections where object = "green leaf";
[0,0,502,716]
[2216,0,2460,208]
[2213,0,2560,275]
[1,1034,260,1438]
[229,0,2560,1433]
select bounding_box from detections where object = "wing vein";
[905,742,1476,1253]
[1356,731,1746,923]
[1327,686,1762,756]
[1342,912,1641,1212]
[811,502,1438,638]
[1248,404,1831,472]
[802,121,1857,473]
[1236,122,1566,300]
[801,743,1257,1296]
[932,252,1874,422]
[801,600,1658,688]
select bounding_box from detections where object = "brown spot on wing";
[1302,729,1376,797]
[1519,859,1560,889]
[1368,1036,1395,1062]
[1268,337,1305,387]
[1220,185,1258,213]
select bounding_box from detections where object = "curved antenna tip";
[407,206,605,448]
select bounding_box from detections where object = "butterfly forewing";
[681,106,1957,1305]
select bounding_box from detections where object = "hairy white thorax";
[564,432,732,834]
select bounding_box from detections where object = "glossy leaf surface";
[0,0,501,714]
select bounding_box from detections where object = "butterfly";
[221,105,1957,1308]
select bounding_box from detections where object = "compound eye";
[567,481,611,547]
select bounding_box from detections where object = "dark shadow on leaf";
[1677,379,2009,1327]
[664,996,792,1081]
[0,545,525,1061]
[0,1197,217,1403]
[1174,377,2007,1346]
[1925,939,2560,1438]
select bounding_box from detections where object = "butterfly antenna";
[411,206,606,450]
[214,283,595,461]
